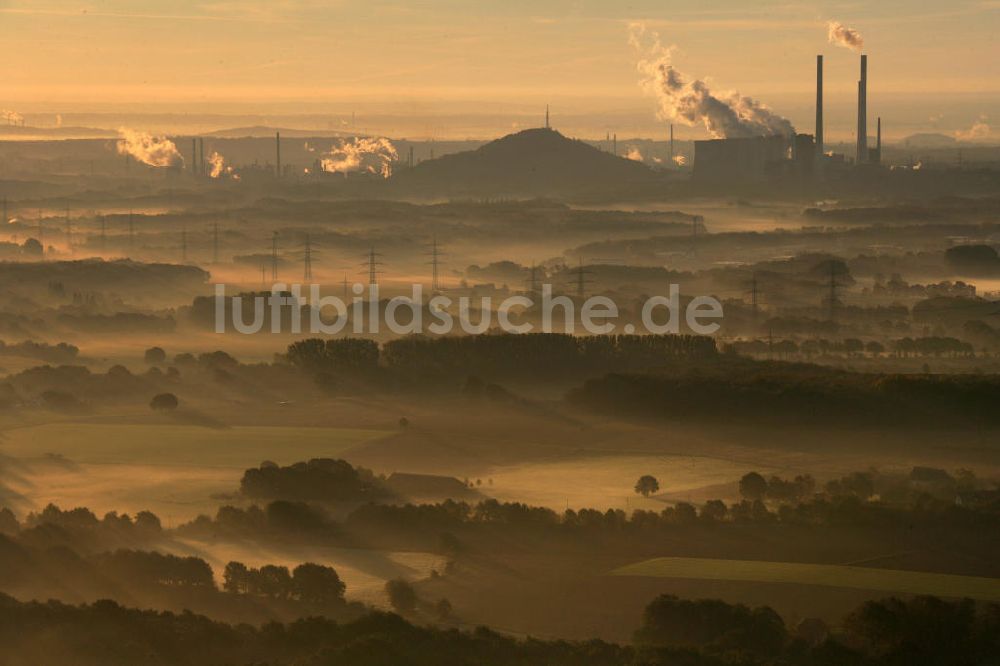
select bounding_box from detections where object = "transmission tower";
[827,261,839,321]
[303,234,313,281]
[425,235,444,293]
[572,257,594,298]
[270,231,279,281]
[65,208,72,254]
[525,262,541,295]
[360,247,383,288]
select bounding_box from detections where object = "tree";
[223,561,249,594]
[385,579,417,614]
[144,347,167,364]
[257,564,293,599]
[634,475,660,498]
[434,598,452,621]
[292,563,346,604]
[739,472,768,501]
[149,393,179,411]
[21,237,43,256]
[701,499,727,522]
[635,594,787,656]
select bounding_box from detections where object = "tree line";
[285,333,717,381]
[0,589,994,665]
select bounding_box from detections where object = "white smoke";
[207,151,236,178]
[955,116,991,141]
[673,154,687,166]
[629,23,794,139]
[626,146,644,161]
[827,21,864,52]
[115,127,184,167]
[320,136,398,178]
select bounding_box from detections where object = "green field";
[0,423,390,468]
[0,422,392,522]
[613,557,1000,602]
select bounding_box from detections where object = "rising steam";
[955,116,991,141]
[116,128,184,167]
[625,146,644,162]
[320,137,398,178]
[208,151,238,179]
[827,21,864,52]
[629,23,794,139]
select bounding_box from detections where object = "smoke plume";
[672,154,687,166]
[827,21,864,52]
[115,128,184,167]
[625,146,644,162]
[208,151,234,178]
[629,23,794,139]
[320,137,398,178]
[955,116,991,141]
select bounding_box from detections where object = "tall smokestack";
[857,54,868,164]
[815,55,824,164]
[276,131,281,178]
[192,138,198,175]
[874,116,882,165]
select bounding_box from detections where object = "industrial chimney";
[856,54,868,164]
[815,55,824,165]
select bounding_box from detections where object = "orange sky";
[0,1,997,139]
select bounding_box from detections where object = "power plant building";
[693,134,814,183]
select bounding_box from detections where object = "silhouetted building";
[693,134,816,184]
[693,135,788,183]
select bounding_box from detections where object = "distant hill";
[391,128,663,199]
[204,126,355,138]
[0,126,116,140]
[902,133,958,148]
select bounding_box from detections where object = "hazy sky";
[1,0,997,138]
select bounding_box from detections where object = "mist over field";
[0,2,999,664]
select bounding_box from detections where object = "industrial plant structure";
[693,53,880,184]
